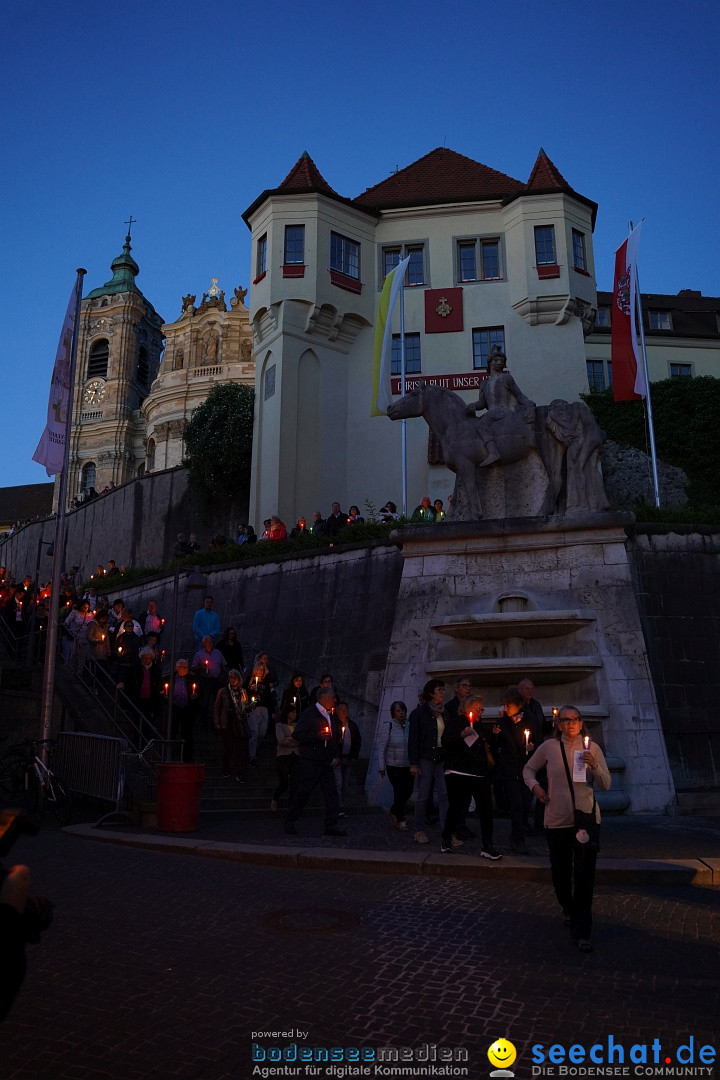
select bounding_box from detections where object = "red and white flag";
[33,282,78,475]
[611,223,645,401]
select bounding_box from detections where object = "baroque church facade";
[66,233,254,505]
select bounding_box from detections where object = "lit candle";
[161,618,165,626]
[524,728,531,752]
[292,696,297,705]
[164,682,169,696]
[584,736,590,750]
[323,724,330,747]
[118,646,123,654]
[468,711,474,724]
[101,633,105,641]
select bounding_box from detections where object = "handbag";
[559,743,600,851]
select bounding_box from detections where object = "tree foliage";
[583,376,720,507]
[184,383,254,510]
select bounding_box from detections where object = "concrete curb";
[62,825,719,886]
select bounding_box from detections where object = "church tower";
[67,230,164,504]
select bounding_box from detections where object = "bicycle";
[5,741,72,825]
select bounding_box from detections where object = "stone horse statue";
[387,383,608,521]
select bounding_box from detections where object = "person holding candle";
[284,685,345,837]
[243,660,272,763]
[213,669,249,781]
[87,608,112,674]
[280,672,311,716]
[491,687,535,855]
[141,600,163,638]
[168,659,198,762]
[271,703,300,811]
[441,695,501,859]
[523,705,611,952]
[377,701,413,830]
[333,701,361,808]
[129,646,164,742]
[191,636,227,730]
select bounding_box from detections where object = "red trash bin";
[156,763,206,832]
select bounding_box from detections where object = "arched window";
[137,346,149,387]
[147,439,156,472]
[88,339,109,379]
[80,462,96,493]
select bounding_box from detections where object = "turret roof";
[86,234,142,299]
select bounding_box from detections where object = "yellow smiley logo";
[488,1039,517,1069]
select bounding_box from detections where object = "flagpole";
[629,221,661,508]
[40,268,86,758]
[400,276,407,518]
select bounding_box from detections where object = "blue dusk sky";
[2,0,719,488]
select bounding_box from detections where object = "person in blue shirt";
[192,595,220,648]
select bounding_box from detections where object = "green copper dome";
[86,233,141,298]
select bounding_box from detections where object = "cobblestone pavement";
[2,822,719,1080]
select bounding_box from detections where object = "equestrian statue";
[386,347,609,522]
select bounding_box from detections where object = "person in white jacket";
[377,701,413,830]
[523,705,611,953]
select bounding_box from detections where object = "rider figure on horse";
[465,347,537,467]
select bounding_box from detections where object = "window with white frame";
[649,311,672,330]
[456,238,501,282]
[381,243,426,286]
[256,233,267,277]
[391,333,421,376]
[330,232,360,279]
[586,359,613,392]
[534,225,556,266]
[670,363,692,377]
[594,307,611,328]
[572,229,587,272]
[472,326,505,370]
[284,225,305,265]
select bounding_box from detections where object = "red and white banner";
[611,223,645,401]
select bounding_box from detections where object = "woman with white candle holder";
[523,705,611,953]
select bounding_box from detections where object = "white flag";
[33,282,78,475]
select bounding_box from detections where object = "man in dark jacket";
[285,686,345,837]
[408,679,449,846]
[491,687,535,854]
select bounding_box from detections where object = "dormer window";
[649,311,672,330]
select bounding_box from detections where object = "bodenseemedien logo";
[489,1038,517,1077]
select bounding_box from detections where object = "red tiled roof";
[514,148,597,225]
[526,148,570,191]
[354,148,524,210]
[277,151,340,197]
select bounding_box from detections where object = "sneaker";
[440,842,455,854]
[480,846,503,861]
[451,836,464,848]
[397,821,407,831]
[270,799,279,812]
[414,830,430,845]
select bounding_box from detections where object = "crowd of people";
[373,675,610,952]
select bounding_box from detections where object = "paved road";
[2,824,719,1080]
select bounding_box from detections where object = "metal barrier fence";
[55,731,126,811]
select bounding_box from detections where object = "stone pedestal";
[370,513,676,814]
